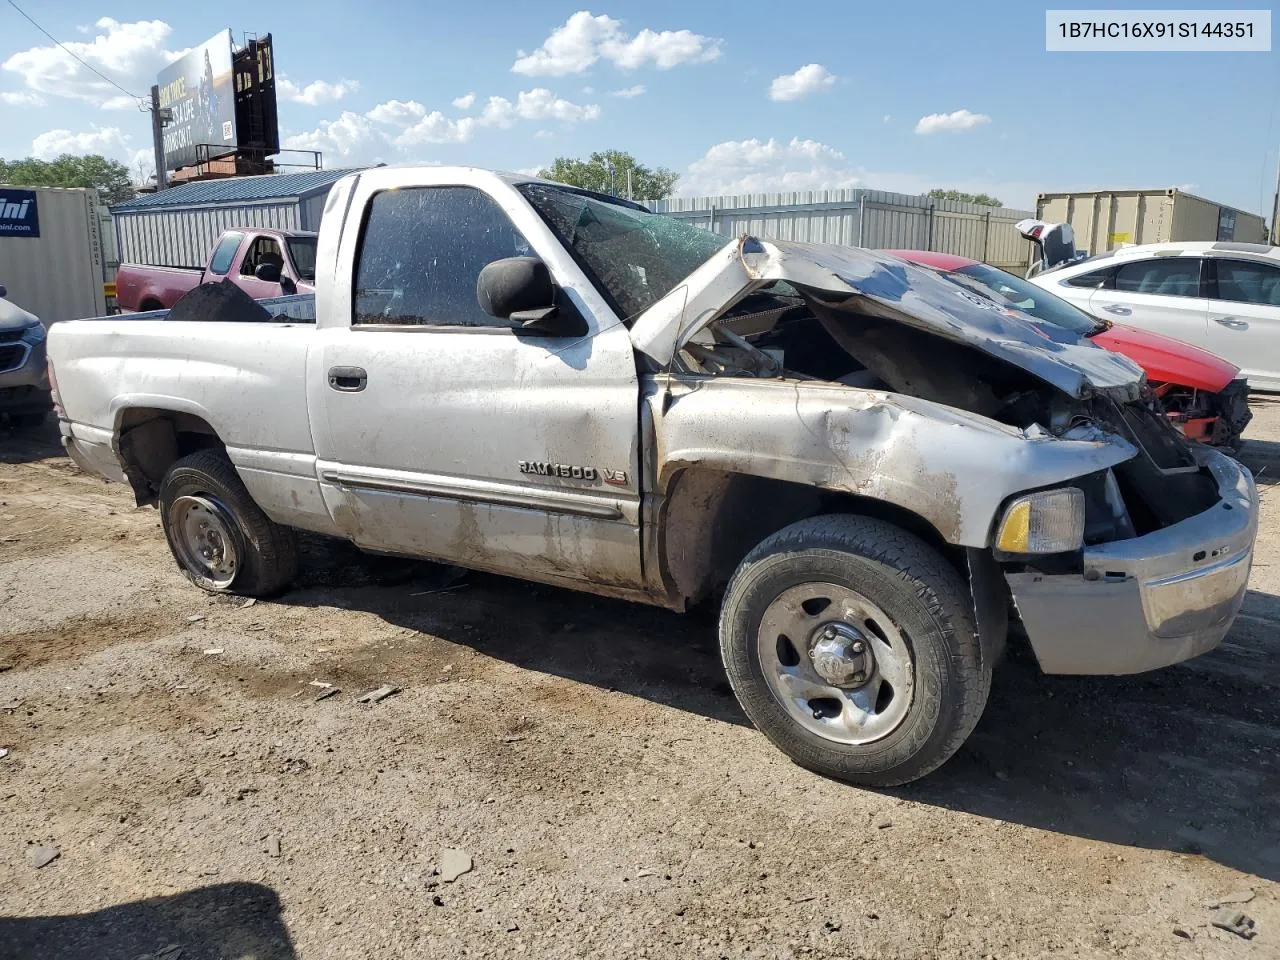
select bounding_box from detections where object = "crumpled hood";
[0,296,39,334]
[630,237,1145,401]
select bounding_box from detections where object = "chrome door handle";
[1101,304,1132,316]
[1213,316,1247,329]
[327,366,368,392]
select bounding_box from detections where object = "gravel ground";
[2,405,1280,959]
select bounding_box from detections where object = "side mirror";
[255,261,282,283]
[476,257,586,337]
[280,276,297,296]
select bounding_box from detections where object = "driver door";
[307,180,643,589]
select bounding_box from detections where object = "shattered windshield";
[519,183,728,321]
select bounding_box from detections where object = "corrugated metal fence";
[651,190,1034,271]
[113,200,307,269]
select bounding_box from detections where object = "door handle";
[1101,304,1132,316]
[1213,316,1248,329]
[327,366,368,392]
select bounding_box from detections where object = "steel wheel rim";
[169,494,241,590]
[756,581,915,745]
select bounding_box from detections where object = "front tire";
[159,450,297,596]
[719,515,991,787]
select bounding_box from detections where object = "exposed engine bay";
[677,285,1222,543]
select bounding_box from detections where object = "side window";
[354,186,534,328]
[1064,267,1114,289]
[208,232,244,276]
[1213,259,1280,306]
[1114,257,1202,297]
[241,237,283,276]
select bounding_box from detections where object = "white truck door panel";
[1205,258,1280,389]
[1089,256,1209,348]
[307,176,643,588]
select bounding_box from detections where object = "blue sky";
[1,1,1277,212]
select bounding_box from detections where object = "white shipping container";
[0,185,111,325]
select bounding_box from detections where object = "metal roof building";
[111,168,364,268]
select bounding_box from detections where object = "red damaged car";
[886,250,1251,448]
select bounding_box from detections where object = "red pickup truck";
[115,228,317,312]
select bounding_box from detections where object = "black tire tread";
[720,514,991,787]
[159,450,297,596]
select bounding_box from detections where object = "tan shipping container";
[1035,188,1267,258]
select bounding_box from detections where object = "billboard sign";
[157,30,236,171]
[0,189,39,238]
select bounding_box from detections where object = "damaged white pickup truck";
[49,166,1259,785]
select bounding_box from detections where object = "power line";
[4,0,145,107]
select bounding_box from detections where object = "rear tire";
[159,450,297,596]
[719,514,991,787]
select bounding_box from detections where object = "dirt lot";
[3,408,1280,960]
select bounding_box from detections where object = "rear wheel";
[159,450,297,595]
[719,514,991,786]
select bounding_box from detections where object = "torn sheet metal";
[630,236,1145,401]
[652,376,1137,547]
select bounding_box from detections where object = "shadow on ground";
[0,416,61,466]
[0,882,295,960]
[276,536,1280,883]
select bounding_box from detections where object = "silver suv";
[0,285,52,428]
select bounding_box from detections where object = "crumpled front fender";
[653,376,1136,547]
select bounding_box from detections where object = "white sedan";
[1028,241,1280,390]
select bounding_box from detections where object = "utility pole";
[150,85,168,191]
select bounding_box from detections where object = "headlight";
[995,487,1085,554]
[20,322,45,344]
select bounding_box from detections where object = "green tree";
[926,188,1003,207]
[0,154,136,205]
[538,150,679,200]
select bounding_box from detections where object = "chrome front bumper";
[1006,449,1258,675]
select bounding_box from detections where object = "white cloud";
[535,129,554,139]
[914,109,991,135]
[768,64,836,102]
[452,92,476,110]
[610,84,646,98]
[514,88,600,123]
[683,137,861,196]
[367,99,427,126]
[394,112,477,146]
[473,89,600,129]
[882,114,892,124]
[294,86,601,161]
[32,126,131,160]
[512,11,721,76]
[2,18,180,106]
[282,112,378,158]
[581,86,595,94]
[0,90,44,107]
[514,165,545,177]
[680,136,1038,207]
[276,76,359,106]
[100,95,138,110]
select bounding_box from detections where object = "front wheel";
[719,515,991,787]
[159,450,297,596]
